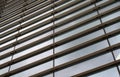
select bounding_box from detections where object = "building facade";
[0,0,120,77]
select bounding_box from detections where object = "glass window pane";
[0,56,12,65]
[0,67,9,75]
[18,23,52,40]
[88,67,119,77]
[113,49,120,60]
[101,11,120,22]
[98,1,120,13]
[13,39,53,59]
[11,50,53,70]
[96,0,109,6]
[55,30,105,53]
[108,34,120,45]
[43,74,54,77]
[55,11,98,32]
[55,53,114,77]
[0,47,14,55]
[55,40,109,66]
[10,61,53,77]
[105,22,120,33]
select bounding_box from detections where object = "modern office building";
[0,0,120,77]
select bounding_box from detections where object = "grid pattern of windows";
[0,0,120,77]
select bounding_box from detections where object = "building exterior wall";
[0,0,120,77]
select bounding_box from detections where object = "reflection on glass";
[88,67,119,77]
[105,22,120,33]
[101,11,120,22]
[98,1,120,13]
[0,67,9,75]
[55,11,97,32]
[43,73,53,77]
[113,49,120,60]
[11,50,53,70]
[18,23,52,40]
[55,40,109,66]
[1,36,16,48]
[13,39,53,59]
[55,30,104,53]
[55,53,114,77]
[96,0,109,6]
[55,19,100,41]
[10,61,53,77]
[0,47,14,55]
[0,56,12,65]
[1,24,20,36]
[16,32,52,50]
[108,34,120,45]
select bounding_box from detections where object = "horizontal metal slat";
[0,0,115,45]
[0,15,119,62]
[0,2,119,54]
[0,0,98,45]
[31,60,120,77]
[1,28,120,76]
[0,0,82,38]
[0,0,46,23]
[0,16,120,69]
[0,0,51,31]
[2,0,25,16]
[72,60,120,77]
[0,0,69,33]
[0,0,46,26]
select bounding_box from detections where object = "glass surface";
[55,4,96,32]
[1,24,20,35]
[55,40,109,66]
[0,56,12,65]
[0,33,17,47]
[96,0,109,6]
[113,49,120,60]
[55,30,104,53]
[18,23,52,41]
[108,34,120,45]
[0,67,9,75]
[13,39,53,59]
[10,61,53,77]
[101,11,120,22]
[43,74,54,77]
[20,10,53,28]
[105,22,120,33]
[0,47,14,55]
[55,53,114,77]
[55,0,94,21]
[109,34,120,60]
[16,32,53,49]
[11,49,53,70]
[55,11,97,33]
[55,19,100,42]
[1,0,120,77]
[88,67,119,77]
[98,1,120,13]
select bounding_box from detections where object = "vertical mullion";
[7,0,25,75]
[51,0,56,77]
[94,0,120,76]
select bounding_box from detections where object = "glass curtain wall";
[0,0,120,77]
